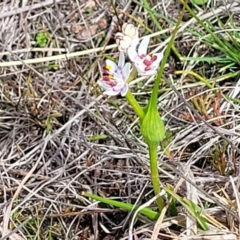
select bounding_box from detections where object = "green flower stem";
[142,0,181,59]
[125,90,145,122]
[149,144,164,212]
[141,2,187,213]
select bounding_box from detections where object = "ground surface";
[1,0,240,239]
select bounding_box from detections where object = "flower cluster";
[98,23,163,96]
[128,36,163,76]
[97,52,130,96]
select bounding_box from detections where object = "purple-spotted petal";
[98,80,108,88]
[120,83,129,96]
[104,89,120,96]
[100,80,124,96]
[127,47,138,63]
[122,62,131,80]
[118,52,125,68]
[114,79,125,90]
[98,80,114,90]
[134,63,156,76]
[138,36,150,55]
[152,52,163,68]
[135,65,145,76]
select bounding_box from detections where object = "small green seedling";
[35,32,50,47]
[86,7,93,14]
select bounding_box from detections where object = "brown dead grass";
[0,0,240,240]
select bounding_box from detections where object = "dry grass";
[0,0,240,239]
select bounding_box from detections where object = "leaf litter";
[0,0,240,239]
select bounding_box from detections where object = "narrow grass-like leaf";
[181,0,240,65]
[165,185,209,231]
[181,56,233,64]
[141,0,181,58]
[83,192,159,220]
[191,0,208,5]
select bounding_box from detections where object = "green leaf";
[191,0,208,4]
[165,185,209,231]
[45,113,62,134]
[36,32,49,47]
[166,184,178,216]
[83,192,159,220]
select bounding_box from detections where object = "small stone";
[71,24,83,34]
[85,0,96,9]
[97,18,107,30]
[76,24,98,39]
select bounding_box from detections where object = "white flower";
[115,33,132,52]
[128,36,163,76]
[115,23,139,52]
[98,52,131,96]
[122,23,138,39]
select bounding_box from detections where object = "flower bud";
[141,108,165,146]
[122,23,138,39]
[115,33,132,52]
